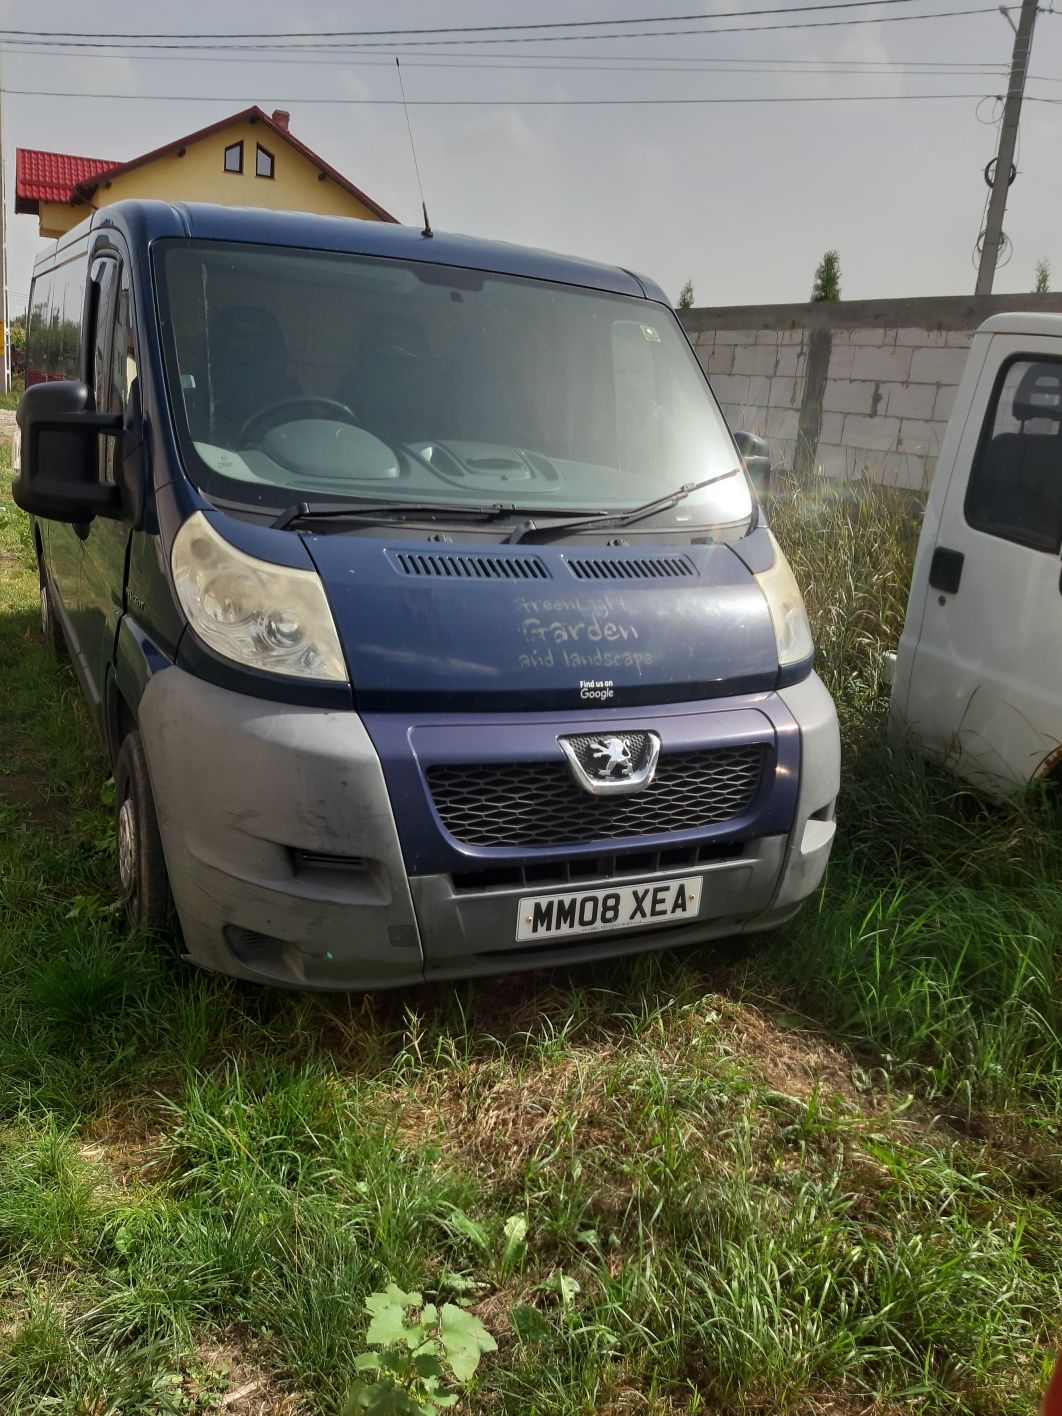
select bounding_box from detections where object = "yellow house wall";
[36,118,389,237]
[39,201,85,238]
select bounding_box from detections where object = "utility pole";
[975,0,1039,296]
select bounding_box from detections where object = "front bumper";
[136,668,838,989]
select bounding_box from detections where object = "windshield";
[155,239,752,532]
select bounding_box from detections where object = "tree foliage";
[1034,258,1051,295]
[676,279,695,310]
[811,250,842,303]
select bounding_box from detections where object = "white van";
[891,313,1062,791]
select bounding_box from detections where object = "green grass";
[0,458,1059,1413]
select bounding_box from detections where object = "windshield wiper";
[507,470,742,545]
[273,500,519,531]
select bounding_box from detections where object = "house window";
[256,144,275,179]
[223,141,243,174]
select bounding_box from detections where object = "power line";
[0,46,1008,78]
[0,1,948,41]
[0,5,1005,50]
[0,87,997,105]
[0,44,1010,73]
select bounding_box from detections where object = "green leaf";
[413,1352,445,1380]
[439,1271,483,1297]
[438,1303,497,1383]
[440,1205,490,1252]
[576,1229,598,1247]
[354,1353,381,1372]
[342,1382,428,1416]
[544,1272,581,1306]
[511,1304,551,1342]
[364,1284,424,1349]
[500,1214,528,1274]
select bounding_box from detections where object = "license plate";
[516,876,703,943]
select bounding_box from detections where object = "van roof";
[977,311,1062,337]
[54,198,668,304]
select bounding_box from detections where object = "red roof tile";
[15,149,119,211]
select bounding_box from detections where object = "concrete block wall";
[681,293,1062,489]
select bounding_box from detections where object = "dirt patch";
[194,1337,306,1414]
[0,762,70,829]
[78,1113,169,1192]
[393,1050,633,1186]
[718,1001,882,1110]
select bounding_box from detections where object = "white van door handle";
[929,546,964,595]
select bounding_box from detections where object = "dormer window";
[223,141,243,174]
[255,144,275,180]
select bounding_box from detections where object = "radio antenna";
[395,57,432,238]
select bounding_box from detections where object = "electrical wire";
[0,5,1006,50]
[0,45,1011,73]
[0,1,958,41]
[0,87,998,104]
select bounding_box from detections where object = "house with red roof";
[16,106,397,240]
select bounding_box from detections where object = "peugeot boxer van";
[14,200,839,989]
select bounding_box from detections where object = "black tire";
[38,558,65,658]
[114,731,171,933]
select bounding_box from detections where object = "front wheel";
[114,732,170,932]
[38,563,65,658]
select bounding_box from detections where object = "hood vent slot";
[391,550,550,581]
[566,554,697,581]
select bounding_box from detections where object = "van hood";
[302,532,780,711]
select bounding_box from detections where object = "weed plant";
[0,460,1058,1413]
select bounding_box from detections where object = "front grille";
[427,744,766,848]
[451,840,744,892]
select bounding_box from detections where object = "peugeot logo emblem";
[558,730,661,796]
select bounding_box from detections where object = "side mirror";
[733,430,772,497]
[13,381,123,524]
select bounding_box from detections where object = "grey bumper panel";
[137,667,423,989]
[769,672,841,912]
[412,836,791,978]
[135,668,838,991]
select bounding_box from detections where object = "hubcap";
[117,797,137,895]
[40,585,49,638]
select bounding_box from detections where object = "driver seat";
[338,316,439,444]
[209,305,302,440]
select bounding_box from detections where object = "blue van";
[13,200,839,989]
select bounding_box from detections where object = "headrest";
[212,306,288,372]
[358,316,429,363]
[1012,362,1062,424]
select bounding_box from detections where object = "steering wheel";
[237,396,361,447]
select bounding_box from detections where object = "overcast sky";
[5,0,1062,312]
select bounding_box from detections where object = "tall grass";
[768,471,1062,1121]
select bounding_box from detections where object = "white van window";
[965,357,1062,554]
[155,240,752,534]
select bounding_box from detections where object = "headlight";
[171,512,347,682]
[754,530,814,667]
